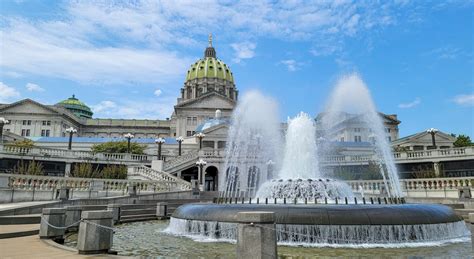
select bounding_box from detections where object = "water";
[66,220,472,258]
[220,90,282,198]
[167,218,470,246]
[279,112,320,179]
[318,73,402,197]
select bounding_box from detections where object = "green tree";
[71,163,100,178]
[453,134,473,147]
[101,165,127,179]
[13,160,44,175]
[8,139,35,148]
[91,141,145,154]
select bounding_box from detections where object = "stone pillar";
[107,204,121,224]
[77,210,114,255]
[39,208,66,242]
[236,211,277,259]
[470,213,474,254]
[156,202,168,219]
[65,206,83,232]
[58,187,70,201]
[151,160,164,171]
[64,163,72,177]
[128,184,137,197]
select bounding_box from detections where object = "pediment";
[175,92,235,110]
[203,124,229,136]
[0,99,59,115]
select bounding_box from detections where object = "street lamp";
[176,136,184,156]
[266,159,275,180]
[195,132,205,150]
[0,117,9,144]
[155,137,165,160]
[124,133,135,153]
[426,128,438,149]
[196,158,207,189]
[65,127,77,150]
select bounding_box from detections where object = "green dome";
[56,95,93,119]
[185,57,234,83]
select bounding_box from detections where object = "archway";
[180,166,198,182]
[205,166,218,191]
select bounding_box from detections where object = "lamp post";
[196,158,207,190]
[176,136,184,156]
[155,137,165,160]
[426,128,438,149]
[0,117,9,144]
[266,159,275,180]
[65,127,77,150]
[195,132,205,150]
[124,133,135,153]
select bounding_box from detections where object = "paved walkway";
[0,201,58,211]
[0,235,124,258]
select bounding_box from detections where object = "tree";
[101,165,127,179]
[13,160,44,175]
[453,135,473,147]
[91,141,146,154]
[8,139,35,148]
[71,163,100,178]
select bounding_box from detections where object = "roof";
[195,117,230,133]
[185,57,234,83]
[391,130,456,145]
[56,95,93,119]
[30,137,179,144]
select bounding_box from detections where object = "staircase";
[163,151,200,175]
[128,165,191,190]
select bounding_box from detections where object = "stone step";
[119,214,157,223]
[0,214,41,225]
[0,224,39,239]
[121,209,156,216]
[443,203,465,209]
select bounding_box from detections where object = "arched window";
[225,166,239,193]
[247,166,260,190]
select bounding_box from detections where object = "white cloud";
[425,46,462,60]
[154,89,162,97]
[0,1,418,84]
[0,82,21,103]
[231,42,256,63]
[279,59,302,72]
[452,94,474,106]
[25,83,44,92]
[398,97,421,109]
[92,97,175,119]
[91,100,117,113]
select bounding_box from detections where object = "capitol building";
[2,36,446,190]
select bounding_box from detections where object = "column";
[65,162,72,177]
[77,210,114,254]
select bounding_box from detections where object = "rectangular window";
[22,120,27,125]
[42,120,51,126]
[187,117,192,125]
[340,137,344,142]
[25,129,30,136]
[41,130,45,136]
[192,117,197,125]
[354,136,362,142]
[387,136,392,142]
[21,129,26,136]
[186,131,192,137]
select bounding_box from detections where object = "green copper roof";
[185,57,234,83]
[56,95,93,119]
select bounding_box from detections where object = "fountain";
[166,75,470,246]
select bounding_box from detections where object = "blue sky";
[0,0,473,137]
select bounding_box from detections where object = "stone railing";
[346,177,474,198]
[128,166,191,190]
[392,147,473,160]
[0,145,156,163]
[1,173,184,193]
[163,150,199,170]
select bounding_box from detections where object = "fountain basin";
[167,203,469,245]
[172,203,462,225]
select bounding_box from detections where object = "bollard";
[65,206,83,232]
[77,210,114,255]
[39,208,66,242]
[107,204,121,224]
[265,198,268,204]
[236,212,277,259]
[469,213,474,254]
[157,202,168,219]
